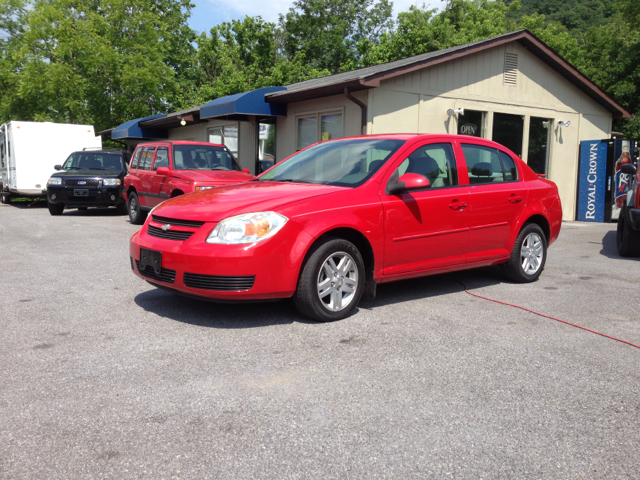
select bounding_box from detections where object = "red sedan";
[130,134,562,322]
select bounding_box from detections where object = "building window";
[208,125,238,156]
[492,113,524,157]
[457,110,485,137]
[296,111,343,151]
[258,123,276,173]
[527,117,551,175]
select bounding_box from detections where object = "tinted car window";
[394,143,458,188]
[62,152,124,171]
[154,147,169,169]
[499,151,518,181]
[173,145,241,171]
[462,144,505,184]
[258,138,405,187]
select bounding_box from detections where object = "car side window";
[130,148,142,169]
[139,147,155,171]
[498,150,518,181]
[462,144,506,184]
[393,143,458,188]
[154,147,169,169]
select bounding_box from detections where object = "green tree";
[192,16,329,104]
[279,0,394,73]
[0,0,195,131]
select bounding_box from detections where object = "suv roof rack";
[82,147,123,152]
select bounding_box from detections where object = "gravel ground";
[1,202,639,479]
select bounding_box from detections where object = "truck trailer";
[0,121,102,203]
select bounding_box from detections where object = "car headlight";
[206,212,288,244]
[103,178,121,186]
[47,177,62,186]
[195,186,215,191]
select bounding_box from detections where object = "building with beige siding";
[106,30,632,221]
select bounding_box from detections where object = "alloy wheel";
[520,232,544,275]
[316,251,359,312]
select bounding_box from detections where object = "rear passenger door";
[460,143,527,261]
[137,146,156,207]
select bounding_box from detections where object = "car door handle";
[150,176,154,180]
[449,200,467,210]
[508,195,522,203]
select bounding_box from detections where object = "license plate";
[140,248,162,275]
[74,189,89,196]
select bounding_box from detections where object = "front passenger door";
[382,142,470,276]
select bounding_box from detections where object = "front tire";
[128,192,146,225]
[293,238,365,322]
[617,207,640,257]
[502,223,547,283]
[116,201,128,215]
[48,202,64,215]
[1,192,11,204]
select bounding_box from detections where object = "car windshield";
[63,152,124,171]
[257,138,406,187]
[173,145,241,171]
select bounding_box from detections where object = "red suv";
[129,134,563,322]
[123,141,254,224]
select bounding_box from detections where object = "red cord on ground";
[450,279,640,350]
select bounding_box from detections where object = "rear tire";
[1,192,11,204]
[48,202,64,215]
[293,238,365,322]
[502,223,547,283]
[128,192,146,225]
[617,207,640,257]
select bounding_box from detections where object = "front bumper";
[47,186,124,207]
[129,219,315,301]
[628,207,640,231]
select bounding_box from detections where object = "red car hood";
[172,169,254,183]
[152,181,346,222]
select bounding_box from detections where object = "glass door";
[492,113,524,157]
[527,117,551,175]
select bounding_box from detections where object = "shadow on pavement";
[134,267,505,328]
[599,229,640,261]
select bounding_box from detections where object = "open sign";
[460,124,478,136]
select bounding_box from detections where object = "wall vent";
[504,53,518,85]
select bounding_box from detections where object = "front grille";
[183,273,255,291]
[152,215,205,228]
[66,179,99,187]
[135,260,176,284]
[147,225,194,241]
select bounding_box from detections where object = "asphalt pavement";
[1,201,639,479]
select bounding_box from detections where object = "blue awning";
[200,87,287,119]
[112,114,168,140]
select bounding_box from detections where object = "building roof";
[265,30,632,119]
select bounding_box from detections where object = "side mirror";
[54,165,62,171]
[387,173,430,195]
[156,167,170,176]
[243,169,250,174]
[621,163,637,175]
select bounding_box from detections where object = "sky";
[188,0,448,34]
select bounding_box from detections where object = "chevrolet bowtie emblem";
[161,224,172,231]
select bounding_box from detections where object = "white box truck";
[0,121,102,203]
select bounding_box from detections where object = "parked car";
[46,148,130,215]
[123,141,254,225]
[616,156,640,257]
[129,134,563,322]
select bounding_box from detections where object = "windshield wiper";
[66,166,88,170]
[276,179,314,184]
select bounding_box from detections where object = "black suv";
[46,148,130,215]
[617,147,640,257]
